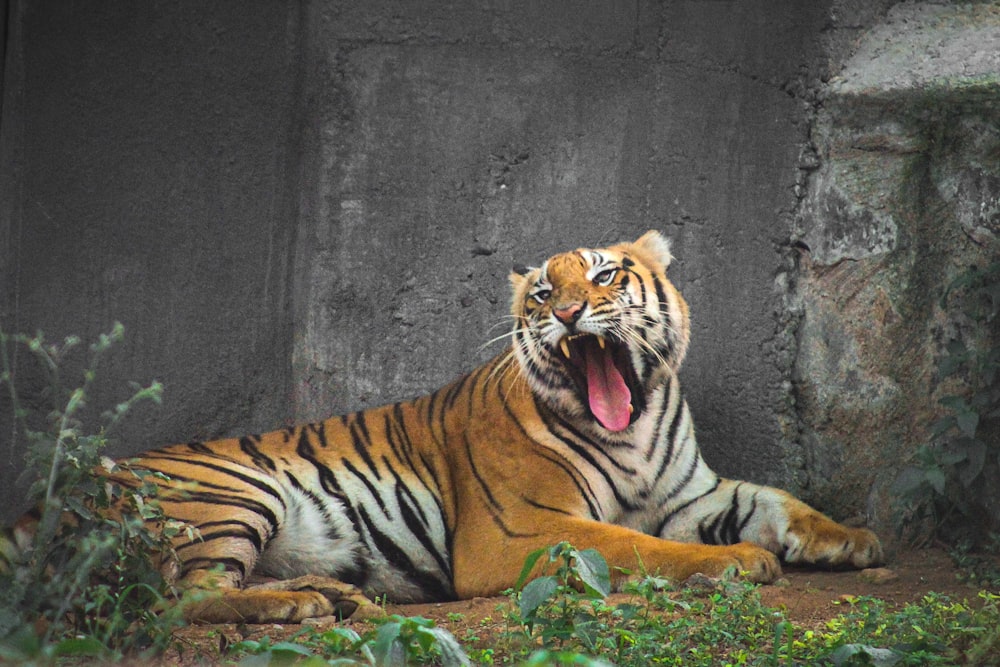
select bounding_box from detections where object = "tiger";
[9,230,882,624]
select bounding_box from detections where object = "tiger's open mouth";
[555,334,644,432]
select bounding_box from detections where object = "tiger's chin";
[553,333,646,432]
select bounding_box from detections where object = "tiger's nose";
[553,302,583,325]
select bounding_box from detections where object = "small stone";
[858,567,899,584]
[772,577,792,588]
[682,572,721,591]
[302,616,338,627]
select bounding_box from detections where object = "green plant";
[492,544,1000,666]
[231,616,470,666]
[947,534,1000,589]
[894,260,1000,544]
[511,542,611,651]
[0,324,190,663]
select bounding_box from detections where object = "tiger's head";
[509,230,690,433]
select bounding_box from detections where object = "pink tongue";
[585,343,632,432]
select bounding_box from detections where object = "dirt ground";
[166,547,995,663]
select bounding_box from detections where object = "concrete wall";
[0,1,911,526]
[1,1,304,507]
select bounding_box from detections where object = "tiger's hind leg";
[183,574,384,624]
[164,495,381,623]
[660,479,883,569]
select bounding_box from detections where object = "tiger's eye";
[532,289,551,304]
[593,269,617,286]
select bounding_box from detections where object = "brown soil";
[167,547,993,664]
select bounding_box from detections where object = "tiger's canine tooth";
[597,336,606,350]
[628,403,634,414]
[560,338,570,359]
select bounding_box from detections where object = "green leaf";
[958,439,988,488]
[53,636,106,657]
[515,547,548,591]
[945,339,968,357]
[938,354,965,378]
[519,576,559,618]
[956,411,979,438]
[891,467,930,496]
[926,468,947,495]
[235,653,272,667]
[930,416,956,437]
[572,548,611,598]
[831,644,902,666]
[937,447,968,467]
[939,395,968,412]
[267,641,314,656]
[372,621,405,666]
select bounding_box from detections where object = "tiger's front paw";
[252,575,386,621]
[187,575,385,624]
[686,542,782,584]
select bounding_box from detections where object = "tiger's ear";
[633,230,673,269]
[509,265,536,290]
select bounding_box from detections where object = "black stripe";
[179,491,280,537]
[239,436,276,471]
[388,464,452,578]
[463,433,502,512]
[341,458,389,513]
[348,413,382,481]
[644,376,674,462]
[130,468,244,498]
[424,384,441,432]
[181,556,247,579]
[356,504,455,601]
[284,471,342,541]
[737,492,758,537]
[312,421,329,448]
[651,274,670,317]
[384,457,430,528]
[417,451,451,527]
[661,446,702,504]
[486,507,539,538]
[442,371,473,411]
[296,429,366,542]
[545,407,637,475]
[535,403,639,511]
[698,490,742,546]
[384,410,441,518]
[654,477,721,536]
[188,441,213,455]
[383,412,408,464]
[138,454,285,505]
[650,274,675,357]
[176,527,262,553]
[522,496,574,516]
[498,391,602,519]
[656,388,686,479]
[196,518,265,548]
